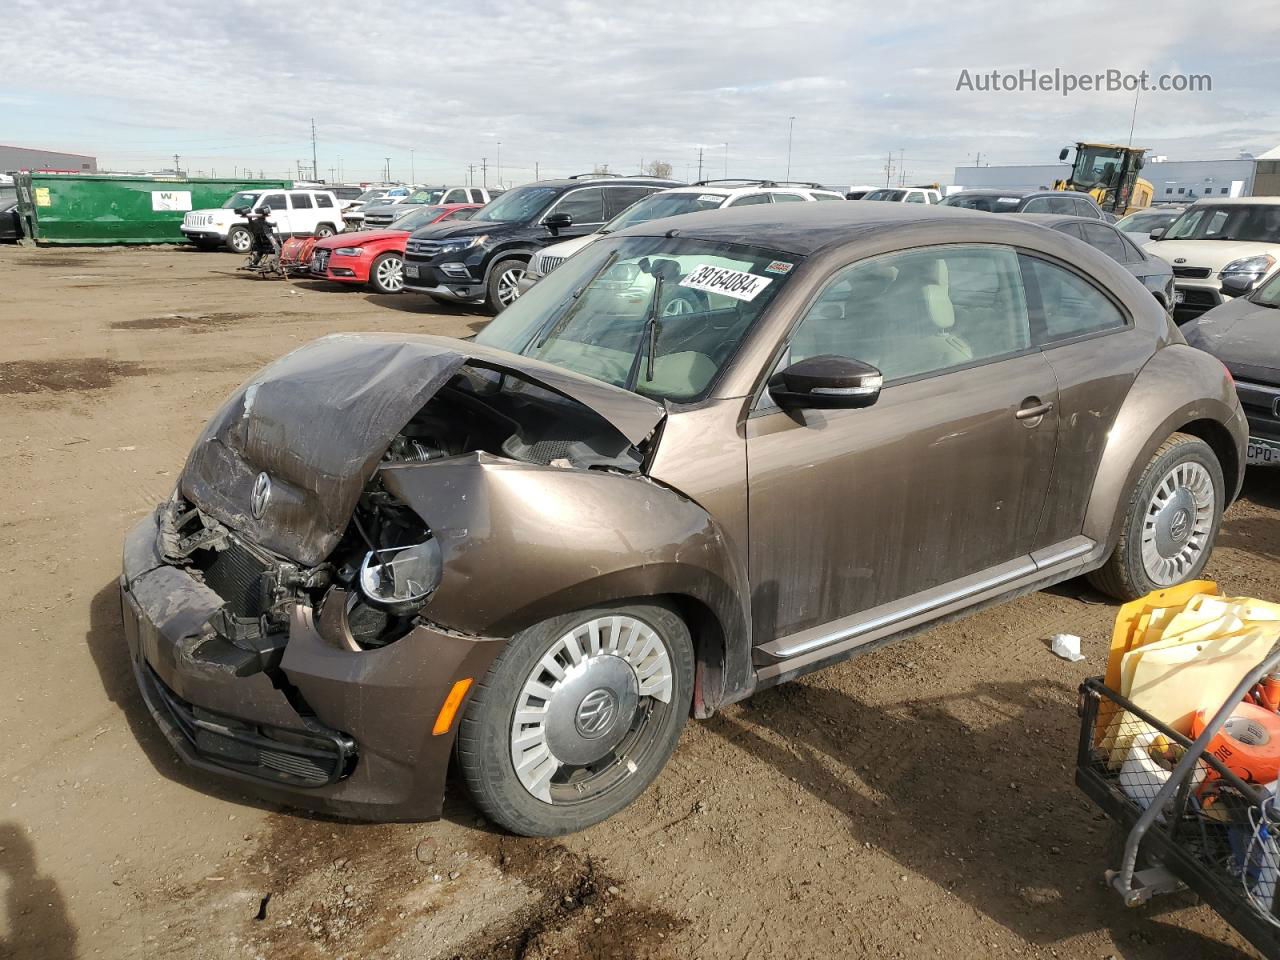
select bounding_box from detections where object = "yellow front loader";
[1054,143,1154,215]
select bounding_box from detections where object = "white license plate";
[1247,439,1280,466]
[404,264,419,278]
[1173,289,1185,304]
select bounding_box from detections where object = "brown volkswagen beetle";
[121,202,1246,835]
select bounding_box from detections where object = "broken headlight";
[359,539,442,606]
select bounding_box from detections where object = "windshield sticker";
[680,264,774,302]
[697,194,723,203]
[765,260,794,274]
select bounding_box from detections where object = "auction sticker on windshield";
[679,264,773,301]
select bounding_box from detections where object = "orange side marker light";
[433,678,474,735]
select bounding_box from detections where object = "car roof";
[525,177,684,189]
[618,200,1052,256]
[1013,213,1117,228]
[1187,196,1280,206]
[949,188,1052,199]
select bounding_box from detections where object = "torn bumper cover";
[120,508,505,821]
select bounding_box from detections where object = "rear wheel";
[485,258,527,314]
[368,252,404,294]
[1088,433,1224,600]
[314,223,336,239]
[226,226,252,254]
[456,602,694,836]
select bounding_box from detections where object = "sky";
[3,0,1279,189]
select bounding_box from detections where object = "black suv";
[401,175,681,312]
[939,189,1110,220]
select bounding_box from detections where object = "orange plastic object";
[1191,700,1280,784]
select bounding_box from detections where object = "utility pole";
[696,147,703,182]
[884,152,894,187]
[467,163,476,186]
[384,157,391,182]
[724,142,728,178]
[481,157,488,188]
[785,116,796,180]
[535,161,540,180]
[898,149,905,186]
[311,118,318,181]
[496,141,501,189]
[173,153,180,176]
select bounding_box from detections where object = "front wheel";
[1088,433,1224,600]
[226,226,253,254]
[485,258,527,314]
[456,603,694,836]
[368,252,404,294]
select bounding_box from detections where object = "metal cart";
[1076,648,1280,959]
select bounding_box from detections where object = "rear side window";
[728,193,771,206]
[1020,197,1050,213]
[605,186,658,217]
[1044,196,1077,215]
[771,193,806,203]
[444,189,468,204]
[290,192,314,209]
[811,192,843,201]
[469,189,485,203]
[1079,223,1129,263]
[316,194,334,208]
[1073,198,1100,218]
[1021,255,1128,343]
[904,191,926,203]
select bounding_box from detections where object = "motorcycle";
[235,206,286,279]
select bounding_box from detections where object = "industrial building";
[0,144,98,174]
[952,149,1279,200]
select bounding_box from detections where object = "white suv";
[862,186,942,204]
[1143,197,1280,321]
[181,188,342,252]
[521,180,845,288]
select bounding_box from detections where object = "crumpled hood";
[1182,297,1280,384]
[1144,239,1280,273]
[179,334,666,565]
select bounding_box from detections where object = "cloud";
[2,0,1278,185]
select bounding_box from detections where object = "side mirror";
[1221,274,1257,298]
[233,206,251,216]
[1059,147,1070,162]
[544,212,573,232]
[1149,227,1165,240]
[768,355,883,411]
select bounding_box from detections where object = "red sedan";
[309,204,481,293]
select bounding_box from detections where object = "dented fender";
[379,452,751,707]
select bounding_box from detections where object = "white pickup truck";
[181,188,342,252]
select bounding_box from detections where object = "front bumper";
[120,509,505,821]
[309,250,368,284]
[180,226,228,243]
[1171,279,1223,322]
[402,259,484,302]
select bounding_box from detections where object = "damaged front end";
[120,333,719,821]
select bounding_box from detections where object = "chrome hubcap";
[497,267,525,306]
[662,295,694,317]
[1140,460,1216,585]
[511,615,673,804]
[377,256,403,291]
[230,232,251,252]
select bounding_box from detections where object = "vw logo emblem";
[1170,508,1191,543]
[574,688,618,739]
[250,471,272,520]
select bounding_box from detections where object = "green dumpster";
[12,173,292,245]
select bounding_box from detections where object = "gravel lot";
[2,242,1277,960]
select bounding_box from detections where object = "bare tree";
[645,160,673,178]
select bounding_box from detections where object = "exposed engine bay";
[166,364,655,662]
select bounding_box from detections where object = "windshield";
[602,192,725,233]
[405,188,446,205]
[1116,209,1180,232]
[391,206,450,230]
[475,235,799,401]
[864,189,906,202]
[471,185,560,224]
[1252,270,1280,307]
[939,193,1021,211]
[223,191,260,209]
[1071,146,1126,190]
[355,190,386,203]
[1162,204,1280,243]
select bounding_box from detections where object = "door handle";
[1015,400,1054,421]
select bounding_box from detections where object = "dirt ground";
[2,242,1278,960]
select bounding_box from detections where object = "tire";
[314,223,336,239]
[368,252,404,294]
[456,602,694,836]
[485,257,528,314]
[1088,433,1224,601]
[226,226,253,254]
[662,288,707,317]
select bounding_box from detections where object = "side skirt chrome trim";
[757,535,1100,670]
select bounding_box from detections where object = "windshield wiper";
[529,250,621,350]
[625,273,666,392]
